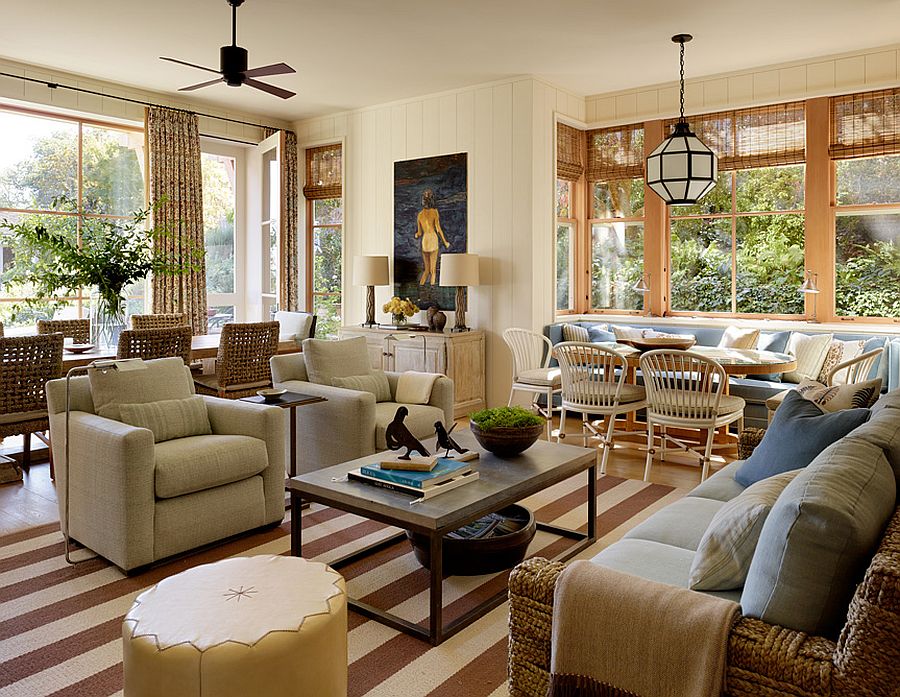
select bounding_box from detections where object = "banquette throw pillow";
[794,378,882,411]
[561,323,590,343]
[718,326,760,349]
[783,332,833,383]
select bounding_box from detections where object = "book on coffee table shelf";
[348,468,479,501]
[362,458,471,489]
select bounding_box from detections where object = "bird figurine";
[385,406,430,460]
[434,421,468,458]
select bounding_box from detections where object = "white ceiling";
[3,0,900,123]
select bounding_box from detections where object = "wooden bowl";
[257,388,287,403]
[622,335,696,352]
[469,420,543,457]
[64,344,95,354]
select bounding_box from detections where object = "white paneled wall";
[295,78,584,406]
[585,43,900,127]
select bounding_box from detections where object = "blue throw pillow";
[863,337,887,383]
[588,326,616,342]
[735,390,870,487]
[747,330,792,382]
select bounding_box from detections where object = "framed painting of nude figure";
[393,153,467,311]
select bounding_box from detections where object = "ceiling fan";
[160,0,295,99]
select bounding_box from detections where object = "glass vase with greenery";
[0,197,202,345]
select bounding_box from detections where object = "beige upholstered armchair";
[270,337,454,474]
[46,357,285,572]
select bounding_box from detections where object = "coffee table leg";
[429,532,443,645]
[289,405,298,478]
[290,491,302,556]
[587,464,597,540]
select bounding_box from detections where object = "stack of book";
[349,457,478,500]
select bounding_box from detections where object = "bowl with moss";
[469,406,545,457]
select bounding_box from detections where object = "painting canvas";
[393,153,467,311]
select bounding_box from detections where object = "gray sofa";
[545,319,898,428]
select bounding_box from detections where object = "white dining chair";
[640,349,745,483]
[553,341,646,474]
[503,328,561,440]
[826,347,884,386]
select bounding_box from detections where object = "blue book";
[360,458,472,489]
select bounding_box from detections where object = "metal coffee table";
[286,430,597,645]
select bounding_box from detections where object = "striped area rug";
[0,474,683,697]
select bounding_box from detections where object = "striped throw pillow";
[562,324,590,342]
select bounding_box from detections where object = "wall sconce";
[798,269,820,323]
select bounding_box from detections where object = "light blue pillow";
[747,330,791,382]
[734,391,870,487]
[588,326,616,343]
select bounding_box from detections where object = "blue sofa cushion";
[747,331,791,382]
[734,391,870,487]
[588,326,616,342]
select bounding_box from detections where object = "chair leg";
[507,386,516,407]
[22,433,31,470]
[700,427,716,482]
[581,412,589,447]
[600,413,616,476]
[643,420,655,482]
[557,407,567,442]
[660,426,667,461]
[545,388,553,441]
[48,433,54,480]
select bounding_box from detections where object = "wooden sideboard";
[339,326,485,418]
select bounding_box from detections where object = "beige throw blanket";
[549,561,740,697]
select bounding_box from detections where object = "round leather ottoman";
[122,555,347,697]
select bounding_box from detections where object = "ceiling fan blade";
[244,62,296,78]
[179,77,225,91]
[160,56,221,75]
[244,78,295,99]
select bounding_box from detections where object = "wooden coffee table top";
[286,430,596,534]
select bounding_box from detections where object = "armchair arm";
[270,378,378,472]
[738,427,766,460]
[49,411,156,571]
[203,397,286,523]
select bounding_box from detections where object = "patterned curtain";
[146,107,208,334]
[264,128,300,311]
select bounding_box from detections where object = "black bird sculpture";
[434,421,468,458]
[385,407,430,460]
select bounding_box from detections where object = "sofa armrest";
[203,397,286,523]
[508,557,566,697]
[738,427,766,460]
[49,411,156,570]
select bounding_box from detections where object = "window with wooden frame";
[831,89,900,319]
[0,105,145,329]
[555,123,583,314]
[586,123,645,313]
[667,102,806,317]
[304,143,343,338]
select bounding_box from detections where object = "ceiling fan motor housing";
[220,45,248,85]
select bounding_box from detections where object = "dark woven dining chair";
[37,319,90,344]
[193,321,280,399]
[117,326,193,365]
[0,333,64,472]
[130,313,188,330]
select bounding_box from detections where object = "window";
[0,107,145,328]
[201,151,238,333]
[304,144,343,338]
[555,179,575,312]
[586,124,645,311]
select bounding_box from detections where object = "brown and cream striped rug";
[0,474,683,697]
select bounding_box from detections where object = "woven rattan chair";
[130,313,188,330]
[503,328,561,440]
[0,334,63,470]
[194,321,279,399]
[553,342,646,474]
[507,428,900,697]
[641,349,745,482]
[37,319,90,344]
[117,326,193,364]
[0,322,4,337]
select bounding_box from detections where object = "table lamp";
[439,253,479,332]
[353,255,390,327]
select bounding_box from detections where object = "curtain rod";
[0,70,284,133]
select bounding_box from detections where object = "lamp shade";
[439,253,480,287]
[353,255,390,286]
[646,122,718,205]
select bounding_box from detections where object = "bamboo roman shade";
[586,123,644,181]
[664,101,805,171]
[303,143,342,199]
[830,88,900,160]
[556,123,585,181]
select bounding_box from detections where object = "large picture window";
[0,107,145,328]
[555,178,575,312]
[201,150,238,333]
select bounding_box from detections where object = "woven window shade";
[830,88,900,160]
[303,143,342,199]
[586,124,644,181]
[664,101,805,171]
[557,123,585,181]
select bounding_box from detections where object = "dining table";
[61,333,302,369]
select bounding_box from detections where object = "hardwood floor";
[0,415,735,535]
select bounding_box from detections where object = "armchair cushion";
[90,357,194,420]
[332,370,391,402]
[302,336,371,385]
[117,396,212,443]
[374,402,443,451]
[154,434,269,499]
